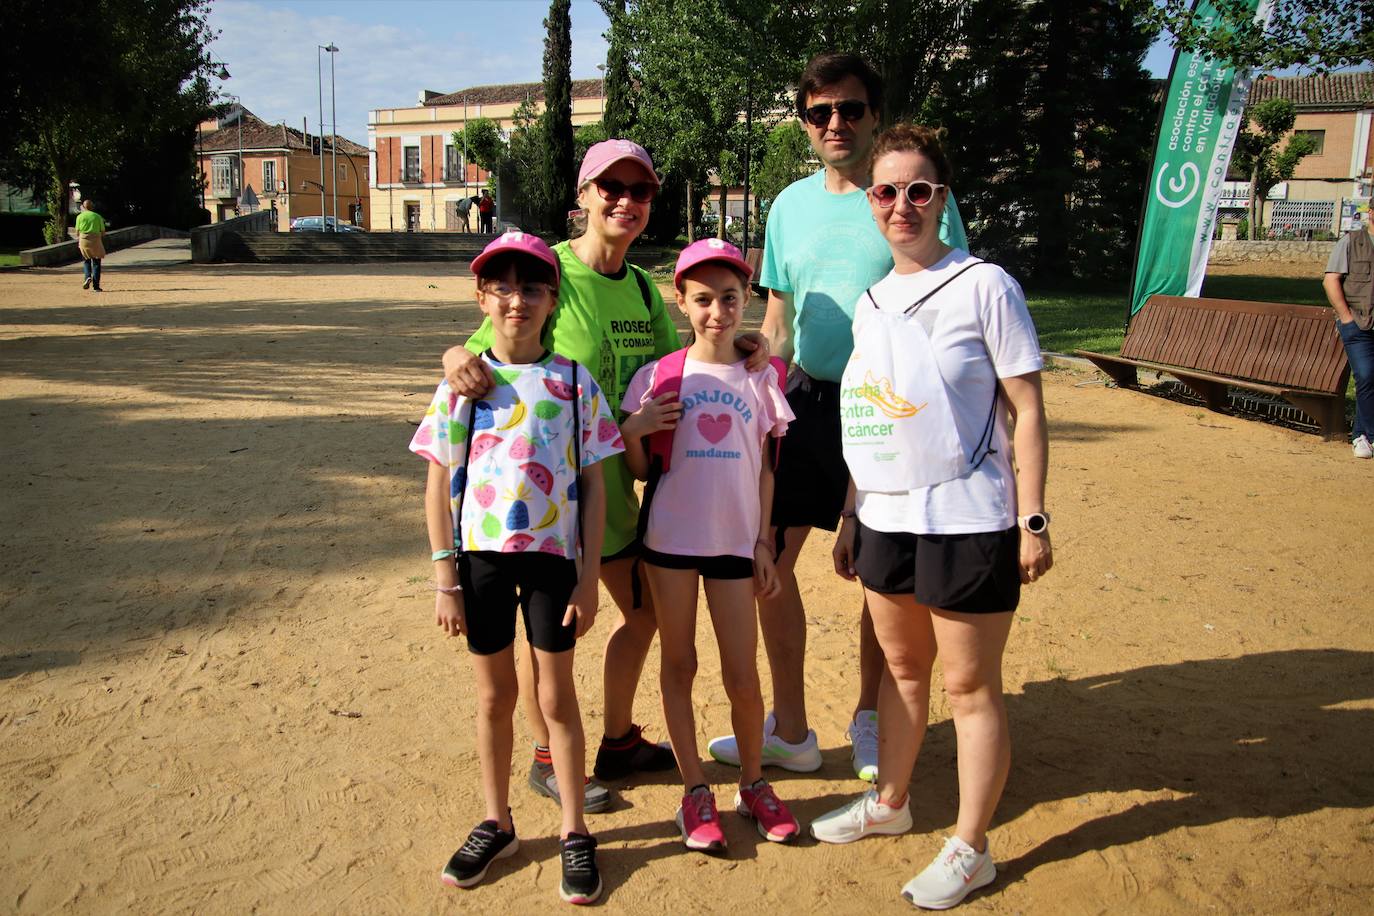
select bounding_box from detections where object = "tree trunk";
[717,180,727,240]
[1249,163,1260,240]
[686,179,695,243]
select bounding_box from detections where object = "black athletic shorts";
[852,521,1021,614]
[458,551,579,655]
[641,547,753,580]
[603,538,642,564]
[771,369,847,532]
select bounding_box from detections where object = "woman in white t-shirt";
[809,124,1053,910]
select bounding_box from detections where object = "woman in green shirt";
[443,140,766,807]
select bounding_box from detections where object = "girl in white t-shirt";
[810,125,1054,910]
[620,239,800,854]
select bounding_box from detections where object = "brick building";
[367,80,605,233]
[198,105,371,231]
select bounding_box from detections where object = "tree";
[752,121,812,210]
[1233,98,1319,238]
[451,117,505,174]
[923,0,1156,283]
[574,122,608,165]
[598,0,636,137]
[0,0,214,241]
[1132,0,1371,73]
[541,0,576,230]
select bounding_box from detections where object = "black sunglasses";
[802,100,868,128]
[868,180,947,208]
[591,178,657,204]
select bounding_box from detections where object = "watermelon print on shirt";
[410,352,623,559]
[622,357,793,559]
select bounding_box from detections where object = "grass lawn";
[1025,273,1330,356]
[0,246,22,267]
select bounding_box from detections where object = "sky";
[206,0,613,143]
[207,0,1180,146]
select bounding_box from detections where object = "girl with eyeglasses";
[441,140,771,814]
[414,232,620,903]
[809,124,1053,911]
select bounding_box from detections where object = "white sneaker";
[901,836,996,909]
[847,710,879,782]
[707,712,823,773]
[1354,435,1372,459]
[809,788,912,844]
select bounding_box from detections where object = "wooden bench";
[1075,295,1350,439]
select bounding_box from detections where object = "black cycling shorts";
[852,522,1021,614]
[458,551,579,655]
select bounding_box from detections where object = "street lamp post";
[596,64,606,117]
[199,62,231,216]
[317,45,337,229]
[328,44,339,228]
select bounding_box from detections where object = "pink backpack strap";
[645,347,690,474]
[767,356,788,468]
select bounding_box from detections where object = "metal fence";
[1269,199,1337,233]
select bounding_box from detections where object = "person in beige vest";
[1322,205,1374,459]
[75,199,108,292]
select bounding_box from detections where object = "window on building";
[212,156,237,196]
[1294,129,1325,155]
[445,145,463,182]
[404,146,420,182]
[339,162,348,181]
[262,159,277,193]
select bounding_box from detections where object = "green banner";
[1129,0,1271,317]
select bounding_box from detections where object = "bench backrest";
[1123,295,1348,393]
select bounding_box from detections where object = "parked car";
[289,216,365,233]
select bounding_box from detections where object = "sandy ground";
[1,248,1372,914]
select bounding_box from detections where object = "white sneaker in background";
[847,709,879,782]
[809,788,912,844]
[1353,435,1372,459]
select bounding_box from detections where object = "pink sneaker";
[675,786,726,853]
[734,779,800,843]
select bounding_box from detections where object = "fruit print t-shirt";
[622,356,793,560]
[410,352,624,558]
[465,241,682,557]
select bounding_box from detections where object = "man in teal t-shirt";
[708,52,966,783]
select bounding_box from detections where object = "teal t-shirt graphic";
[759,169,967,382]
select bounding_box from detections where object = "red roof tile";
[422,78,603,108]
[201,107,367,156]
[1247,71,1374,111]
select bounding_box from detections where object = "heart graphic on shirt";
[697,412,732,444]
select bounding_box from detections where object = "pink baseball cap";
[673,238,753,289]
[470,230,560,285]
[578,139,660,187]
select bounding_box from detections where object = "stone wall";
[1208,240,1336,263]
[20,225,190,267]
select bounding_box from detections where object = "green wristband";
[432,548,457,562]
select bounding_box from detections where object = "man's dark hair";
[795,52,883,119]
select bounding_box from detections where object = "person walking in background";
[457,195,474,232]
[76,198,107,292]
[1323,202,1374,459]
[478,189,495,234]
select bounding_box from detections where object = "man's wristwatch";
[1017,512,1050,534]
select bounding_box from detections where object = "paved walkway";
[55,237,191,271]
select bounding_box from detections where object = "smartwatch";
[1017,512,1050,534]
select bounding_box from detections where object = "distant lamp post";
[200,62,232,215]
[318,43,339,230]
[596,64,606,117]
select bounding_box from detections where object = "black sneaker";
[529,758,613,812]
[559,832,602,904]
[82,277,92,289]
[593,723,677,781]
[440,817,519,889]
